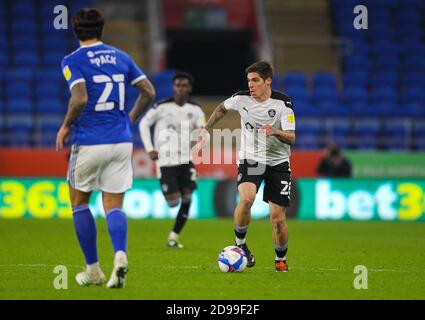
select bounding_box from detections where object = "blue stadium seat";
[36,70,63,82]
[382,121,411,150]
[353,120,381,150]
[0,49,8,67]
[37,116,63,147]
[401,72,425,87]
[35,97,66,115]
[403,55,425,72]
[397,24,422,40]
[6,82,32,99]
[35,82,62,100]
[295,102,321,117]
[326,119,351,148]
[42,52,64,67]
[400,86,425,106]
[312,86,338,105]
[283,72,307,88]
[370,41,400,57]
[344,55,370,71]
[6,69,35,82]
[5,115,34,147]
[11,1,37,18]
[312,72,336,88]
[6,98,33,114]
[351,104,382,117]
[343,71,368,87]
[412,122,425,150]
[370,86,397,106]
[284,86,310,104]
[12,36,37,51]
[342,86,368,106]
[372,55,400,72]
[13,52,39,68]
[11,19,37,34]
[320,102,351,118]
[295,119,324,149]
[272,74,284,91]
[370,72,398,88]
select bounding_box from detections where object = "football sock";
[72,205,98,265]
[172,197,191,234]
[106,209,128,253]
[234,225,248,245]
[274,242,288,261]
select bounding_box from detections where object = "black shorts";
[237,159,291,207]
[159,162,197,195]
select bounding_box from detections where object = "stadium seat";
[35,82,62,100]
[412,122,425,150]
[312,72,336,89]
[283,72,307,88]
[312,86,338,105]
[13,52,39,68]
[35,97,66,115]
[295,119,324,149]
[400,86,425,106]
[370,72,398,88]
[284,86,310,104]
[6,82,32,99]
[37,116,63,147]
[42,52,65,67]
[6,115,34,147]
[370,86,397,107]
[401,72,425,88]
[325,119,351,148]
[382,121,411,150]
[353,120,381,150]
[6,98,33,114]
[6,68,35,82]
[342,86,368,106]
[343,71,368,88]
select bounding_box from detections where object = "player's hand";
[193,128,210,153]
[56,125,70,151]
[260,124,276,137]
[148,150,159,160]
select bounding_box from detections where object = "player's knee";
[181,193,192,204]
[166,197,181,208]
[239,196,255,209]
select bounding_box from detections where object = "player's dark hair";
[245,61,274,81]
[72,8,105,41]
[173,72,194,86]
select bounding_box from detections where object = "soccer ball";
[217,245,247,272]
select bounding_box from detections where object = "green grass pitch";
[0,218,424,300]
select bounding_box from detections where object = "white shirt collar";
[80,41,103,48]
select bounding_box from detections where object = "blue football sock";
[72,205,98,265]
[106,209,128,253]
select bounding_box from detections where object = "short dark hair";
[173,72,194,86]
[72,8,105,41]
[245,61,274,81]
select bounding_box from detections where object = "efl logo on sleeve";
[287,114,295,124]
[63,66,72,81]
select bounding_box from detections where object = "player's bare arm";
[205,102,227,131]
[56,82,88,150]
[194,102,227,151]
[260,125,296,145]
[129,78,156,124]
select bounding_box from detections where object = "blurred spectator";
[317,143,352,177]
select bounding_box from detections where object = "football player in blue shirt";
[56,8,156,288]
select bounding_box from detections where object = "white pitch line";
[0,265,420,273]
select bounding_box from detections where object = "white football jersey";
[224,90,295,166]
[139,98,206,167]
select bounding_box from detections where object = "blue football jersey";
[61,42,146,145]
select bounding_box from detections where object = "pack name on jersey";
[89,54,117,67]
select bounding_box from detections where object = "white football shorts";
[67,143,133,193]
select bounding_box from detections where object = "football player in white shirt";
[139,72,205,248]
[195,61,295,272]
